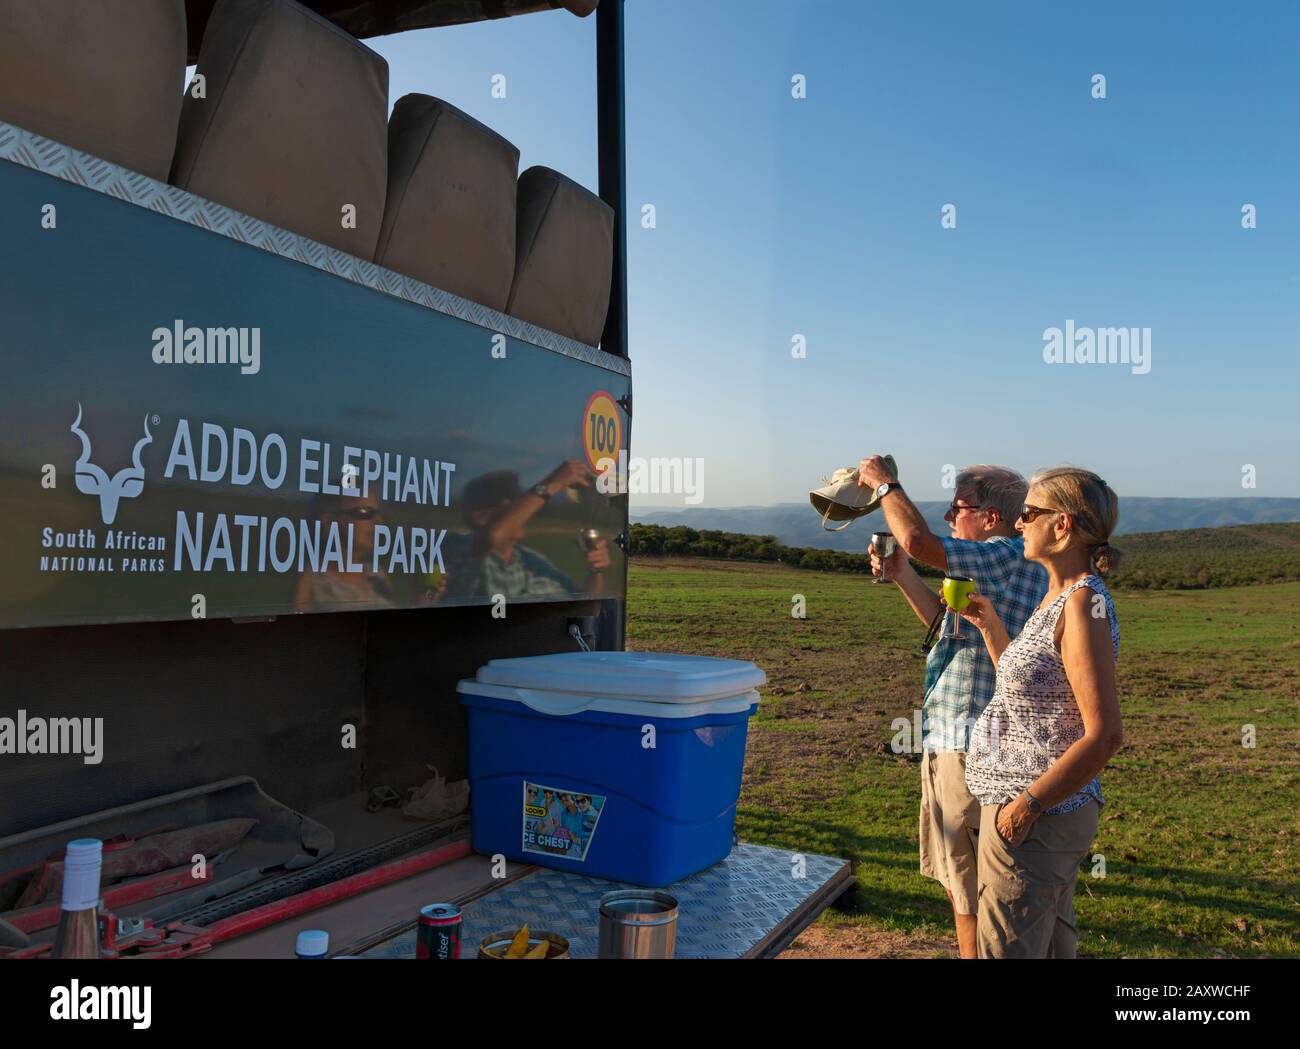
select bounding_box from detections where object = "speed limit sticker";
[583,390,623,472]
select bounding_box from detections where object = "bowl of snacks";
[478,924,569,960]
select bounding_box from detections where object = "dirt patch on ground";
[778,922,958,959]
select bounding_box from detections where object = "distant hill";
[1108,522,1300,588]
[632,498,1300,553]
[629,521,1300,589]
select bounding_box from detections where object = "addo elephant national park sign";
[0,156,628,629]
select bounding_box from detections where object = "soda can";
[416,903,462,959]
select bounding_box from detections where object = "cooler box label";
[522,781,604,862]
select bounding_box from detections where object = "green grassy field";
[627,557,1300,958]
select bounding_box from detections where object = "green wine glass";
[940,575,975,640]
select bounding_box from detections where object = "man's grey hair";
[957,465,1028,526]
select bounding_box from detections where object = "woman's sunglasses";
[1018,504,1061,524]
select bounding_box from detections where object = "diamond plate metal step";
[357,843,853,959]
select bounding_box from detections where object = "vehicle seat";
[376,95,520,312]
[506,166,614,347]
[0,0,187,180]
[170,0,388,258]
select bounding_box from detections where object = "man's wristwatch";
[530,483,552,502]
[1023,789,1044,814]
[875,481,901,499]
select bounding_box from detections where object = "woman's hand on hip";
[996,794,1037,847]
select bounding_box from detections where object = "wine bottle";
[51,838,102,959]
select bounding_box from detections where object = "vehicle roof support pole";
[596,0,628,360]
[596,0,629,652]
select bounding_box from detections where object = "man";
[438,460,610,604]
[541,789,562,834]
[858,456,1047,959]
[576,795,599,835]
[557,794,588,855]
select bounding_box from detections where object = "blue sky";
[370,0,1300,507]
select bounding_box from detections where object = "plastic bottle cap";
[295,929,329,957]
[61,838,103,912]
[65,839,103,863]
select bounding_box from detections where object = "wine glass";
[940,575,975,639]
[870,532,897,584]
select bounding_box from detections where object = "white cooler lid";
[469,651,766,703]
[458,681,760,719]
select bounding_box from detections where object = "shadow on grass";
[1079,861,1300,927]
[737,806,952,928]
[738,805,1300,957]
[1076,909,1298,959]
[738,807,914,866]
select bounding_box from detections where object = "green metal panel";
[0,158,628,629]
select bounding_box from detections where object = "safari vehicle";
[0,0,850,959]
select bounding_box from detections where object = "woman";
[293,490,394,611]
[958,466,1124,959]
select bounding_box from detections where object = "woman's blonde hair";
[1029,466,1123,576]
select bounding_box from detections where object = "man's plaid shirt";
[922,535,1047,751]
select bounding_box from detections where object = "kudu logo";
[70,404,153,525]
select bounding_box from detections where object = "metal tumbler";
[596,890,679,959]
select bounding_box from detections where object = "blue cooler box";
[458,652,765,887]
